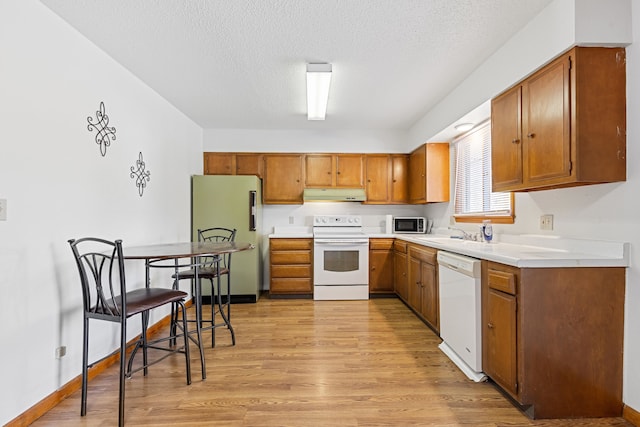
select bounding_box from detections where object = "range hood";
[303,188,366,202]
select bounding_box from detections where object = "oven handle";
[314,239,370,245]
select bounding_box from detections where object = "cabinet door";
[408,145,426,203]
[523,56,571,184]
[365,155,390,203]
[394,250,408,301]
[336,154,364,187]
[420,261,438,331]
[263,155,303,204]
[408,256,422,312]
[485,288,518,397]
[305,154,333,187]
[369,240,394,293]
[204,152,234,175]
[391,154,409,203]
[236,154,263,177]
[425,143,450,203]
[491,86,523,191]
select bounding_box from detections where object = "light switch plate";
[0,199,6,221]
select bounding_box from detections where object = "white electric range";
[312,215,370,300]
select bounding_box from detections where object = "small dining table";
[122,241,254,378]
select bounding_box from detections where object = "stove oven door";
[313,239,369,285]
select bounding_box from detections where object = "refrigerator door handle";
[249,190,257,231]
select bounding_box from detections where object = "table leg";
[193,257,206,379]
[214,258,235,346]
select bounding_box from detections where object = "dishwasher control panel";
[437,251,481,277]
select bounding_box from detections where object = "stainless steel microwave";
[393,217,427,233]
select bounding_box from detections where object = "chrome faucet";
[448,227,482,241]
[448,227,471,239]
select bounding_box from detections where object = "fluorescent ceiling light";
[306,63,332,120]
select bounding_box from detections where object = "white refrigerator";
[191,175,262,302]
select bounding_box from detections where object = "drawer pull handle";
[487,323,495,329]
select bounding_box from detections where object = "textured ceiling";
[41,0,553,131]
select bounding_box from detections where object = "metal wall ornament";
[130,152,151,197]
[87,101,117,156]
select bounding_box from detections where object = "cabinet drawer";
[393,240,408,253]
[488,269,517,295]
[270,250,311,265]
[408,245,437,265]
[270,278,313,293]
[270,239,312,251]
[370,238,394,250]
[271,265,312,278]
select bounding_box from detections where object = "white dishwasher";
[437,250,486,382]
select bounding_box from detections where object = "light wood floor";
[33,297,631,426]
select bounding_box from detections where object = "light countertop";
[269,227,629,268]
[394,234,629,268]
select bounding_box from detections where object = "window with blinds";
[453,120,513,222]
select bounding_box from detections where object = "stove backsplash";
[264,203,427,235]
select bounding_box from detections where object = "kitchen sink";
[417,236,485,245]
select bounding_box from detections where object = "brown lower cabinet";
[407,244,438,333]
[393,240,409,301]
[482,260,625,419]
[269,238,313,296]
[369,238,394,293]
[393,241,439,333]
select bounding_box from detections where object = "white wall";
[418,0,640,413]
[204,128,410,153]
[0,0,202,424]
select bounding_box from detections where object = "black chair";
[69,237,191,427]
[172,227,237,347]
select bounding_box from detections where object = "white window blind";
[454,121,511,217]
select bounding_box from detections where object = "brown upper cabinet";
[408,143,450,204]
[236,153,263,177]
[305,154,364,188]
[203,152,263,177]
[391,154,410,203]
[204,152,234,175]
[205,149,442,205]
[491,47,626,192]
[263,154,304,204]
[364,154,409,204]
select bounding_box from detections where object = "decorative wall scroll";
[87,101,117,156]
[130,152,151,197]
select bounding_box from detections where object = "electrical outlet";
[0,199,6,221]
[289,216,294,224]
[540,214,554,230]
[55,346,66,359]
